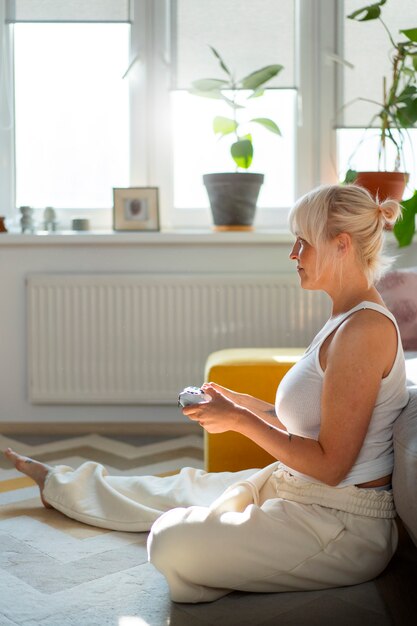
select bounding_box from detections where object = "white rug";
[0,434,203,626]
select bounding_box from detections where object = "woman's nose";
[289,242,299,260]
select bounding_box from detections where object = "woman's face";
[289,236,330,290]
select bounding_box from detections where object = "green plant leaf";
[401,28,417,42]
[248,88,265,99]
[231,139,253,169]
[396,99,417,126]
[397,84,417,103]
[191,78,229,92]
[189,87,224,100]
[347,0,386,21]
[343,169,358,184]
[240,65,283,90]
[250,117,281,135]
[209,46,233,78]
[213,116,238,136]
[394,190,417,247]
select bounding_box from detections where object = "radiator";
[27,274,330,404]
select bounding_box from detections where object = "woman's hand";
[201,382,245,404]
[202,382,286,430]
[182,383,244,434]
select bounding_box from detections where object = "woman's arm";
[185,310,397,486]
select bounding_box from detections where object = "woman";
[5,184,409,604]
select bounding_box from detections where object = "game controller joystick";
[178,386,211,408]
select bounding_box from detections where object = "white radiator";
[27,274,330,404]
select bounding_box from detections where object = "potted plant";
[190,47,283,230]
[345,0,417,246]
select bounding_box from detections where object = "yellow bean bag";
[204,348,304,472]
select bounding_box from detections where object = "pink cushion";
[377,268,417,350]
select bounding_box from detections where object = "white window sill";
[0,228,295,246]
[0,230,414,263]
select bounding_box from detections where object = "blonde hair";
[288,184,401,286]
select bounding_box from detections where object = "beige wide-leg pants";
[43,462,398,603]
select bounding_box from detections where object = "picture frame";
[113,187,160,232]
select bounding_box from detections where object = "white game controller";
[178,386,211,408]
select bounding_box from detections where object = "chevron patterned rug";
[2,433,412,626]
[0,433,204,626]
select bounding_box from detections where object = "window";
[171,0,297,226]
[1,0,132,229]
[0,0,342,231]
[171,90,296,211]
[337,0,417,194]
[14,23,130,210]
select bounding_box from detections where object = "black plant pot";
[203,172,264,230]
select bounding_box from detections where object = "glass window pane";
[14,23,130,209]
[342,0,417,127]
[172,89,296,210]
[174,0,295,89]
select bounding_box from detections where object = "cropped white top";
[275,301,409,487]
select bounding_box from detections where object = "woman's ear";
[335,233,352,256]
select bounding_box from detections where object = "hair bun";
[379,198,401,226]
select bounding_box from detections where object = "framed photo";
[113,187,160,231]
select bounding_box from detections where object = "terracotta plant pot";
[354,171,408,202]
[203,172,264,230]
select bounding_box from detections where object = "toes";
[4,449,34,473]
[4,448,52,510]
[4,448,20,465]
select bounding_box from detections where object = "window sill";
[0,228,295,247]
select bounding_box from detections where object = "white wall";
[0,231,415,429]
[0,231,295,427]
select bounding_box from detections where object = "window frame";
[0,0,340,231]
[0,1,15,222]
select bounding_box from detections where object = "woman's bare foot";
[4,447,53,509]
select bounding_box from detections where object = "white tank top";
[275,301,409,487]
